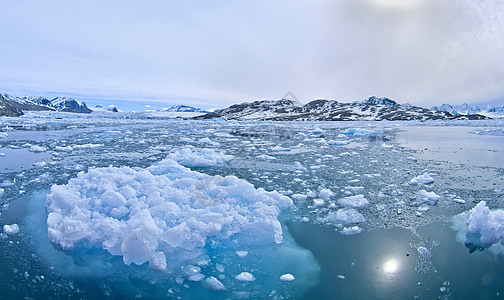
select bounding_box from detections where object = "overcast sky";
[1,0,503,110]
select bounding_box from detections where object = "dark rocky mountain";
[0,93,92,116]
[195,96,489,121]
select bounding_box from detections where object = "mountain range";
[0,93,92,116]
[431,103,504,118]
[195,96,490,121]
[161,105,209,113]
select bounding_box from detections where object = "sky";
[1,0,503,111]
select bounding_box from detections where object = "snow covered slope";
[197,96,489,121]
[432,103,504,119]
[0,93,92,116]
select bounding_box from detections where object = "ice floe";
[3,223,20,235]
[167,147,233,167]
[45,158,293,271]
[337,195,369,208]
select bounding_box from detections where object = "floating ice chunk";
[409,173,434,185]
[235,251,249,258]
[0,188,4,196]
[407,156,418,162]
[73,144,104,149]
[45,158,293,270]
[453,198,466,204]
[341,128,376,136]
[338,195,369,208]
[325,208,366,225]
[382,144,394,149]
[311,128,324,135]
[3,224,20,235]
[291,194,307,201]
[452,201,504,253]
[257,154,276,161]
[0,153,5,157]
[33,161,47,167]
[341,226,362,235]
[417,205,430,212]
[188,273,205,282]
[270,146,290,152]
[29,145,47,152]
[344,186,365,195]
[55,146,73,152]
[290,161,307,171]
[417,190,441,202]
[167,147,233,167]
[202,276,226,291]
[327,140,350,146]
[0,132,8,138]
[417,246,430,256]
[318,188,334,199]
[235,272,256,282]
[337,275,346,279]
[313,199,325,207]
[280,273,295,282]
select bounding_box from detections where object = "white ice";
[167,147,233,167]
[45,157,293,271]
[409,172,434,185]
[337,195,369,208]
[453,201,504,250]
[325,208,366,225]
[3,224,20,235]
[235,272,256,282]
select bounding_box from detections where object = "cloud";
[0,0,503,108]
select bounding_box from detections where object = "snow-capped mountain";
[92,104,121,113]
[0,93,92,116]
[431,103,504,118]
[196,96,489,121]
[162,105,209,113]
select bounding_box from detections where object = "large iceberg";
[452,201,504,253]
[46,158,293,271]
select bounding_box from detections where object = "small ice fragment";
[313,199,325,207]
[341,226,362,235]
[337,275,345,279]
[0,153,5,157]
[33,161,47,167]
[417,205,430,212]
[235,251,249,258]
[279,274,295,282]
[417,190,441,202]
[188,273,205,282]
[29,145,47,152]
[301,217,310,222]
[417,246,430,256]
[337,195,369,208]
[3,224,20,235]
[453,198,466,204]
[409,173,434,185]
[202,276,226,291]
[235,272,256,282]
[440,287,447,292]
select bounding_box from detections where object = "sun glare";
[383,259,400,275]
[372,0,422,10]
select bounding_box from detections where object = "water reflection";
[383,258,400,275]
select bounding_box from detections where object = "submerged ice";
[45,157,293,271]
[453,201,504,253]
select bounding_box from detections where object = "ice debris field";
[0,112,504,299]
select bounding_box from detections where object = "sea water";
[1,112,503,299]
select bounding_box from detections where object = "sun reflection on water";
[383,258,400,275]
